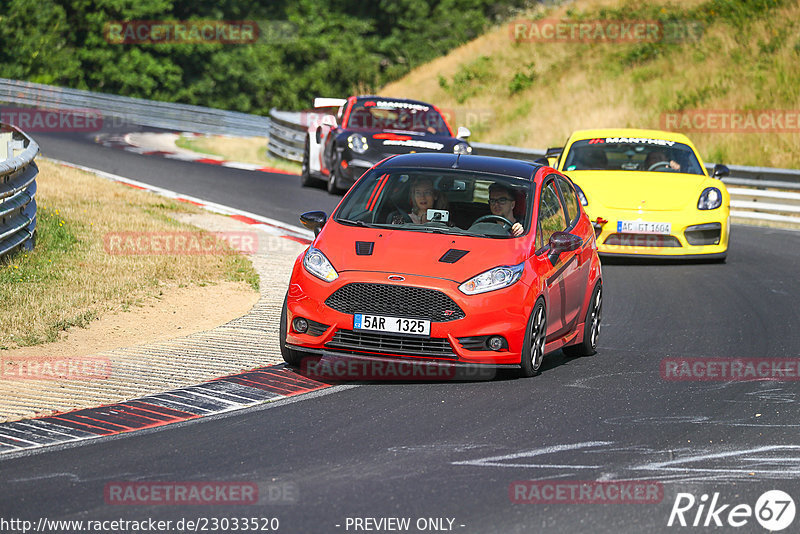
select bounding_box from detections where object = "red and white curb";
[44,157,314,244]
[0,367,334,456]
[95,132,297,175]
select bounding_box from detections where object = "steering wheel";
[647,161,672,172]
[473,214,514,231]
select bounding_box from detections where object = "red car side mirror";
[548,232,582,265]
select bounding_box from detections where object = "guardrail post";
[0,123,39,259]
[267,109,307,163]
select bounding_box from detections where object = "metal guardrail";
[266,108,800,225]
[728,187,800,225]
[0,124,38,259]
[0,78,270,137]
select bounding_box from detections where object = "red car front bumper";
[285,257,533,367]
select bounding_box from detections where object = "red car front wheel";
[520,299,547,377]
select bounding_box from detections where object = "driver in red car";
[488,183,524,236]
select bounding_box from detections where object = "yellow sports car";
[550,128,730,260]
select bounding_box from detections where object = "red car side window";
[537,180,568,247]
[555,176,580,226]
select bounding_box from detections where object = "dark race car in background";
[301,96,472,194]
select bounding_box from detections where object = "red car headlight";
[303,247,339,282]
[458,263,524,295]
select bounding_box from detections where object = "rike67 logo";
[668,490,795,530]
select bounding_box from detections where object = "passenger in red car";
[488,183,524,236]
[409,177,448,223]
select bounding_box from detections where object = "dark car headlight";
[347,134,369,154]
[453,142,472,155]
[698,187,722,210]
[303,247,338,282]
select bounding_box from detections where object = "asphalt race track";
[3,131,800,533]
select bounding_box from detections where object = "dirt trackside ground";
[1,280,258,360]
[1,159,260,349]
[0,161,305,422]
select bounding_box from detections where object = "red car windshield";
[345,100,451,135]
[563,138,704,175]
[334,169,531,238]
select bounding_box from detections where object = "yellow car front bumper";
[589,208,730,259]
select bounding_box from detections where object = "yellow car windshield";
[563,138,704,175]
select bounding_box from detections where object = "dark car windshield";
[562,138,704,175]
[334,168,532,238]
[345,100,451,135]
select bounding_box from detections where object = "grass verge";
[175,134,302,174]
[0,159,259,349]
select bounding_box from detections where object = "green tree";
[2,0,533,112]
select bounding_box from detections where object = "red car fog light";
[292,317,309,333]
[458,335,509,352]
[488,336,505,351]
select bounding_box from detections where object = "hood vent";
[439,249,469,263]
[355,241,374,255]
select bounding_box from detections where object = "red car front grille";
[325,283,465,322]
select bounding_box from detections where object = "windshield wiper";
[413,226,470,236]
[337,219,383,228]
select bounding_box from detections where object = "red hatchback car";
[281,153,602,377]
